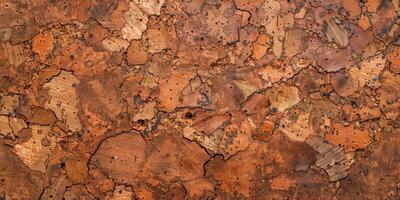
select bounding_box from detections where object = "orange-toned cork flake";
[32,31,54,62]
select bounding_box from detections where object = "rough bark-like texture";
[0,0,399,199]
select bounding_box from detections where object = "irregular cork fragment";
[159,70,196,112]
[13,125,56,172]
[266,84,301,112]
[256,119,274,141]
[358,14,371,30]
[242,93,269,117]
[132,101,156,122]
[366,0,382,13]
[140,72,158,88]
[341,0,361,19]
[43,70,82,134]
[350,26,374,54]
[83,23,110,51]
[219,118,254,158]
[0,116,13,137]
[9,117,27,136]
[185,115,253,158]
[349,54,386,89]
[93,132,209,194]
[284,28,305,58]
[370,0,397,37]
[279,112,314,142]
[91,133,146,182]
[101,36,129,52]
[252,0,286,58]
[41,175,70,200]
[387,47,400,73]
[252,34,270,60]
[132,0,165,16]
[232,79,259,98]
[325,124,372,151]
[0,95,19,115]
[78,76,126,121]
[357,103,381,121]
[258,63,297,87]
[362,41,386,59]
[51,40,110,79]
[127,40,148,65]
[330,70,359,97]
[205,142,272,198]
[183,126,221,154]
[65,157,89,184]
[32,31,54,62]
[209,70,261,112]
[234,25,258,64]
[1,42,25,66]
[146,25,171,53]
[121,2,149,41]
[324,19,349,47]
[178,0,241,46]
[306,136,355,181]
[0,143,45,199]
[192,112,230,135]
[293,67,328,97]
[314,46,354,72]
[0,28,12,42]
[30,107,57,125]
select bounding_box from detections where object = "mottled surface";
[0,0,399,199]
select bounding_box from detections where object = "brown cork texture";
[0,0,399,199]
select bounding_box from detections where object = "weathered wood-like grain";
[0,0,399,199]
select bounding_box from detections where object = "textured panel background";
[0,0,399,199]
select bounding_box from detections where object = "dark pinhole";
[138,119,145,125]
[185,112,193,119]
